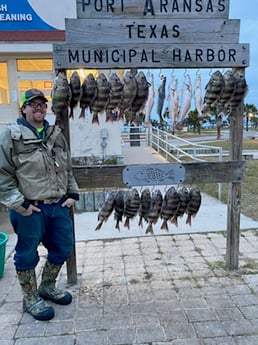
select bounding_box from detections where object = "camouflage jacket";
[0,118,79,214]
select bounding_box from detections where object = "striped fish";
[91,73,111,125]
[172,186,190,226]
[160,186,180,231]
[95,191,116,231]
[138,188,152,227]
[203,70,224,107]
[79,73,97,119]
[69,71,81,119]
[114,190,125,231]
[124,188,140,229]
[228,71,248,111]
[105,73,124,122]
[186,186,202,226]
[145,189,163,234]
[218,70,236,110]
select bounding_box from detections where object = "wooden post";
[55,69,78,284]
[226,67,245,270]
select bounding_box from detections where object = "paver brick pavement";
[1,230,258,344]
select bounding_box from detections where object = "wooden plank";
[226,69,245,270]
[53,43,250,69]
[65,18,240,44]
[72,161,246,190]
[76,0,230,19]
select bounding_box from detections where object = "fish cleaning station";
[51,0,250,283]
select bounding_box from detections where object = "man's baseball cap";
[21,88,48,105]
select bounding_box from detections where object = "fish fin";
[145,223,153,234]
[115,221,121,231]
[95,221,103,231]
[92,113,100,125]
[160,220,169,231]
[171,216,178,227]
[186,215,192,226]
[138,217,143,227]
[124,217,130,229]
[79,109,85,119]
[69,108,74,119]
[106,112,114,123]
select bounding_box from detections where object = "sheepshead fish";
[168,74,179,133]
[79,73,97,119]
[186,186,202,226]
[218,70,236,110]
[138,188,152,227]
[144,73,155,126]
[124,188,140,229]
[203,70,224,107]
[118,70,137,121]
[145,189,163,234]
[176,73,192,130]
[172,186,190,226]
[69,71,81,119]
[95,191,116,231]
[194,74,203,118]
[160,186,180,232]
[156,75,167,126]
[228,71,248,111]
[114,190,125,231]
[105,73,124,122]
[91,73,111,125]
[129,71,150,125]
[51,71,71,129]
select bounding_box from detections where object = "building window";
[17,59,53,72]
[0,62,10,105]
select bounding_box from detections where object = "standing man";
[0,89,79,321]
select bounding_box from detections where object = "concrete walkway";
[1,144,258,344]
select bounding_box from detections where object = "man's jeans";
[10,200,74,270]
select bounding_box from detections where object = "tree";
[244,103,258,131]
[186,109,201,134]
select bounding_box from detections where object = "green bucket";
[0,232,8,278]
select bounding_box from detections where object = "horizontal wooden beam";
[73,160,245,190]
[65,18,240,44]
[76,0,230,19]
[53,42,249,69]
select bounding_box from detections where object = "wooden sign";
[53,42,249,69]
[65,18,240,44]
[76,0,230,19]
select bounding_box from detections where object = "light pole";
[246,112,253,131]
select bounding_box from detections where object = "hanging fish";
[79,73,97,119]
[160,186,180,232]
[168,74,179,134]
[172,186,190,226]
[145,189,163,234]
[176,73,192,130]
[218,70,236,111]
[95,191,116,231]
[91,73,111,125]
[156,75,167,126]
[194,73,203,118]
[105,72,124,122]
[203,70,225,107]
[138,188,152,227]
[114,190,125,231]
[144,73,155,127]
[118,70,137,121]
[129,71,150,125]
[69,71,81,119]
[228,70,248,112]
[51,71,71,129]
[124,188,140,229]
[186,186,202,226]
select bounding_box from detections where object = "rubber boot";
[16,269,55,321]
[38,261,72,305]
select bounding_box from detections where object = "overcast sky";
[229,1,257,106]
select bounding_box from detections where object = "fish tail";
[186,214,192,226]
[115,220,121,231]
[69,108,74,119]
[124,217,130,229]
[92,113,100,125]
[95,221,103,231]
[106,112,114,123]
[138,217,143,227]
[171,216,178,227]
[118,111,124,121]
[145,223,153,234]
[79,109,85,119]
[160,220,169,232]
